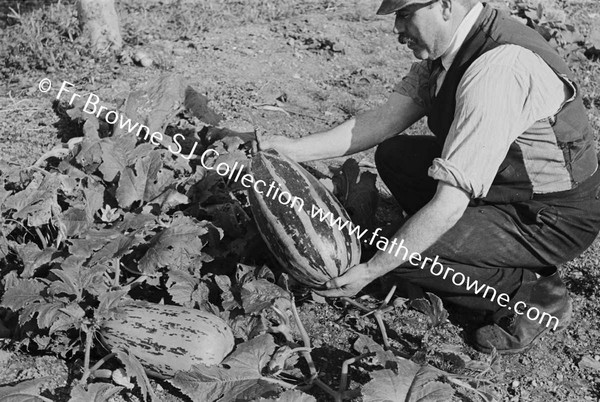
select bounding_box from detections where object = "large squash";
[100,303,234,378]
[248,149,361,287]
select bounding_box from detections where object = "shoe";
[474,268,572,354]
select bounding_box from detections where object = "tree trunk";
[77,0,122,52]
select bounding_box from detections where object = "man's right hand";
[315,262,376,298]
[256,131,297,157]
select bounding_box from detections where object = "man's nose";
[393,17,406,34]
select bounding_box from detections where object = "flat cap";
[376,0,433,15]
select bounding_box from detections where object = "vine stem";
[270,305,294,343]
[80,326,95,384]
[34,227,47,249]
[23,165,50,176]
[361,305,394,318]
[339,352,375,395]
[80,352,117,384]
[3,218,37,243]
[121,262,143,276]
[123,274,148,290]
[383,285,397,305]
[341,287,396,348]
[31,137,83,168]
[289,296,347,401]
[290,296,311,349]
[374,311,391,348]
[289,296,319,379]
[263,376,299,389]
[314,378,342,402]
[112,257,121,288]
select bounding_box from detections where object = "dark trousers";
[375,135,600,313]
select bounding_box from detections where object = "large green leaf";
[166,270,210,308]
[87,232,144,266]
[115,151,171,208]
[0,377,54,402]
[115,350,155,402]
[362,358,454,402]
[0,278,46,311]
[4,174,62,227]
[170,334,279,402]
[353,334,397,370]
[138,216,209,274]
[68,383,123,402]
[240,279,290,315]
[59,207,90,238]
[14,243,59,278]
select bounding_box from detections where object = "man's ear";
[440,0,452,20]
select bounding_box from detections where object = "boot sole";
[474,300,572,355]
[474,327,547,355]
[474,316,569,355]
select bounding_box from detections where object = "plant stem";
[383,285,397,305]
[373,310,391,348]
[35,227,47,248]
[89,352,117,373]
[79,326,95,384]
[339,296,370,312]
[271,305,290,326]
[113,257,121,288]
[313,378,342,402]
[24,165,50,176]
[81,353,117,383]
[263,376,298,389]
[123,274,148,290]
[289,296,319,380]
[361,304,394,318]
[339,352,375,396]
[270,305,294,343]
[121,262,143,276]
[32,146,71,167]
[289,296,349,401]
[290,296,311,349]
[3,218,36,244]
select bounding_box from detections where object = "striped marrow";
[100,303,234,378]
[248,149,361,287]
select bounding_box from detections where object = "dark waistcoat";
[428,3,597,203]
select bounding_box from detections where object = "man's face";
[394,0,452,60]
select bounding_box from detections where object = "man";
[259,0,600,354]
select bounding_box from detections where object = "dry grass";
[0,1,84,80]
[118,0,340,40]
[0,0,343,81]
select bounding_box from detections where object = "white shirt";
[393,5,574,198]
[436,2,484,94]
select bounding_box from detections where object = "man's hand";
[317,182,470,299]
[256,131,297,155]
[315,262,375,298]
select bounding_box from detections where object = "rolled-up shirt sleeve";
[393,60,433,110]
[427,45,566,198]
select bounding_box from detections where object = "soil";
[1,0,600,401]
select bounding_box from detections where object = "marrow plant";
[0,74,498,402]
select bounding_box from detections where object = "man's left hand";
[315,262,375,298]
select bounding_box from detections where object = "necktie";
[429,58,445,99]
